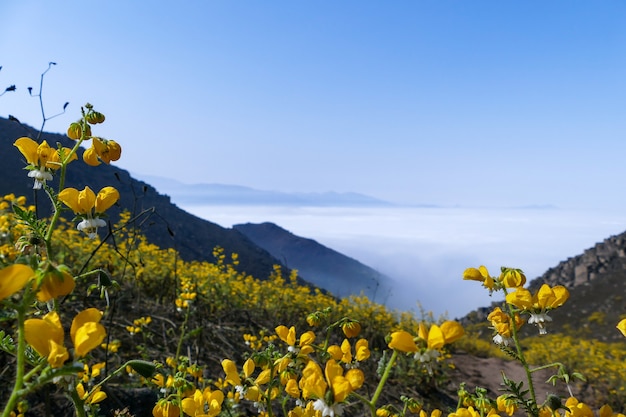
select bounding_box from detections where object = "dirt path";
[445,352,576,405]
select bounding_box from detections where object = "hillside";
[0,116,285,282]
[234,222,394,303]
[0,116,394,299]
[463,230,626,342]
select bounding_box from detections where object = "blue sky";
[2,1,626,208]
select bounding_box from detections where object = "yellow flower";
[181,388,224,417]
[285,378,300,398]
[564,397,593,417]
[388,331,418,352]
[221,359,242,387]
[463,265,495,291]
[499,267,526,288]
[496,395,517,416]
[24,311,69,368]
[487,307,524,345]
[439,321,465,345]
[448,407,483,417]
[83,137,122,166]
[0,264,35,301]
[76,383,107,405]
[416,321,464,350]
[355,338,370,361]
[34,264,75,302]
[299,359,362,415]
[506,284,569,334]
[152,399,181,417]
[70,308,106,357]
[13,137,76,189]
[341,320,361,338]
[299,361,327,400]
[617,318,626,337]
[58,186,120,238]
[275,325,315,355]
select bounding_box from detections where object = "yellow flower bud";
[86,111,105,124]
[499,267,526,288]
[67,122,83,140]
[342,321,361,338]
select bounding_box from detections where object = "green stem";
[502,288,538,415]
[2,306,27,417]
[70,385,86,417]
[175,307,191,360]
[529,362,562,373]
[43,136,84,252]
[369,349,399,415]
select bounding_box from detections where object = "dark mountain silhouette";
[0,117,391,299]
[0,116,285,281]
[234,222,393,303]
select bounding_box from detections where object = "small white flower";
[414,349,440,363]
[493,334,514,346]
[28,169,53,189]
[313,399,344,417]
[528,312,552,335]
[77,217,106,239]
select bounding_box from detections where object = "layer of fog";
[182,205,626,319]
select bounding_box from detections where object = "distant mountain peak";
[234,222,393,303]
[133,174,395,207]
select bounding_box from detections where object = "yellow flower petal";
[77,186,97,214]
[345,368,364,390]
[71,308,106,357]
[70,308,103,342]
[499,268,526,288]
[83,146,101,166]
[243,357,255,378]
[327,345,343,361]
[440,321,464,344]
[388,331,418,352]
[47,339,69,368]
[275,325,296,345]
[355,338,370,361]
[221,359,241,386]
[14,137,39,165]
[285,378,300,398]
[548,285,569,308]
[617,318,626,337]
[58,187,95,215]
[95,186,120,213]
[427,324,445,350]
[36,268,75,302]
[505,288,533,310]
[299,331,316,346]
[0,264,35,300]
[254,368,271,385]
[463,266,487,282]
[24,311,65,360]
[73,321,106,357]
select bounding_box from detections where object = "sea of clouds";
[180,204,626,319]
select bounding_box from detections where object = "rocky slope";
[463,230,626,342]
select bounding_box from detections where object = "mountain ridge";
[0,116,392,301]
[133,173,396,207]
[234,222,394,304]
